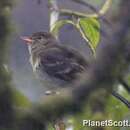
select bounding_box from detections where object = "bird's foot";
[45,90,60,95]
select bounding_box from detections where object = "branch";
[48,0,59,32]
[54,0,112,18]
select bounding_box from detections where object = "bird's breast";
[29,55,68,89]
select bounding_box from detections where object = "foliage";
[78,18,100,55]
[50,0,112,55]
[51,18,100,55]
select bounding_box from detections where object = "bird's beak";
[20,36,33,44]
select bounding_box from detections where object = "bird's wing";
[38,46,88,82]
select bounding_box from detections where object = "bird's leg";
[45,90,53,95]
[45,90,60,95]
[118,77,130,93]
[112,91,130,108]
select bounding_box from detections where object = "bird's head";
[21,32,57,55]
[21,32,56,46]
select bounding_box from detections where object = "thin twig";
[48,0,59,32]
[55,0,112,18]
[71,0,97,12]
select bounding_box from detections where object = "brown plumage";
[21,32,89,91]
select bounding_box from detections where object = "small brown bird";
[21,32,130,108]
[21,32,89,94]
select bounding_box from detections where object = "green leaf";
[79,18,100,52]
[50,18,100,56]
[50,20,75,37]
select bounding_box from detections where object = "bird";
[21,32,89,94]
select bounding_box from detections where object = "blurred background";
[3,0,130,130]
